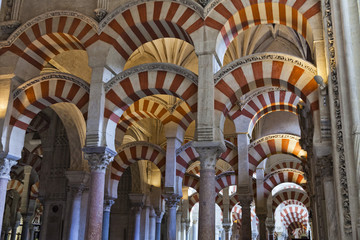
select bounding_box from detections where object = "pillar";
[192,220,198,240]
[0,158,17,229]
[129,194,145,240]
[185,221,190,240]
[266,219,275,240]
[20,166,31,240]
[65,171,89,240]
[257,214,267,240]
[176,209,182,240]
[193,142,225,240]
[164,194,181,240]
[238,195,253,240]
[155,211,164,240]
[83,147,116,240]
[223,223,231,240]
[140,204,151,240]
[10,221,19,240]
[102,198,115,240]
[149,208,157,240]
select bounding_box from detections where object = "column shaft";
[0,158,16,229]
[239,195,252,240]
[155,212,163,240]
[102,199,115,240]
[69,191,83,240]
[258,215,267,240]
[149,210,156,240]
[167,205,178,240]
[133,207,142,240]
[198,168,215,239]
[86,170,105,240]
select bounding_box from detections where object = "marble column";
[21,214,31,240]
[164,194,181,240]
[185,221,190,240]
[10,221,19,240]
[20,166,32,240]
[129,194,145,240]
[155,211,164,240]
[192,220,198,240]
[238,195,253,240]
[0,158,17,229]
[176,210,182,240]
[65,171,89,240]
[102,198,115,240]
[257,214,267,240]
[266,219,275,240]
[193,142,225,240]
[223,223,231,240]
[83,147,116,240]
[149,208,157,240]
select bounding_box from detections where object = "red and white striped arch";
[7,180,24,195]
[215,173,237,193]
[272,189,310,213]
[97,1,203,69]
[214,53,318,131]
[216,194,224,211]
[205,0,321,62]
[30,182,40,200]
[189,192,200,211]
[269,160,303,173]
[264,170,306,197]
[219,141,238,173]
[8,73,89,158]
[248,134,305,175]
[162,102,195,131]
[280,205,308,228]
[229,90,300,134]
[111,141,166,181]
[288,222,307,233]
[186,161,232,176]
[104,64,198,151]
[0,12,98,79]
[183,174,200,192]
[176,142,199,178]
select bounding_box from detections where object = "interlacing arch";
[214,53,318,133]
[204,0,322,62]
[229,89,301,134]
[111,141,166,181]
[7,180,24,195]
[0,12,98,80]
[264,170,306,197]
[95,1,203,69]
[248,134,305,175]
[269,160,303,173]
[272,188,310,213]
[189,192,200,211]
[104,63,198,151]
[8,72,90,158]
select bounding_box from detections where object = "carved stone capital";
[164,194,181,209]
[83,147,116,172]
[103,198,115,212]
[0,158,17,179]
[129,193,145,210]
[193,141,226,170]
[238,194,253,209]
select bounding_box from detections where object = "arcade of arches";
[0,0,359,239]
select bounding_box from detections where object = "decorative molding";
[99,0,204,30]
[214,53,317,84]
[105,63,198,92]
[324,0,352,234]
[249,134,300,148]
[13,73,90,99]
[0,10,99,48]
[94,8,107,22]
[0,20,21,41]
[176,141,193,155]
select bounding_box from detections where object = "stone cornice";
[105,63,198,92]
[214,52,317,84]
[13,73,90,99]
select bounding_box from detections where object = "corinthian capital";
[193,141,226,170]
[83,147,116,172]
[164,194,181,209]
[0,158,17,179]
